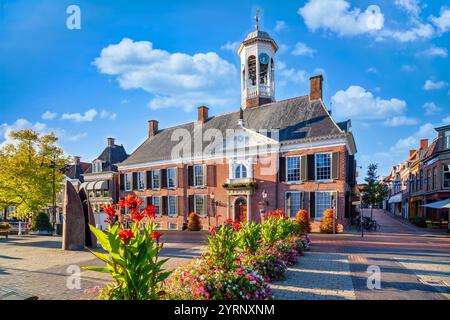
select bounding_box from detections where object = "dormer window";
[235,164,248,179]
[445,131,450,149]
[92,160,103,173]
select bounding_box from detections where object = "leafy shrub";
[83,195,170,300]
[238,246,287,282]
[261,216,279,246]
[276,216,297,239]
[295,209,311,234]
[30,212,54,232]
[0,222,11,230]
[408,216,427,228]
[187,212,202,231]
[319,209,337,234]
[206,220,240,270]
[237,222,261,254]
[165,259,273,300]
[274,239,299,266]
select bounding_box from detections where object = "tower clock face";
[259,53,269,65]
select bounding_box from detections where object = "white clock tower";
[237,12,278,109]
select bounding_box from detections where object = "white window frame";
[137,171,145,191]
[193,165,205,187]
[445,131,450,149]
[235,164,248,179]
[315,152,332,182]
[125,173,132,192]
[152,196,162,217]
[168,195,178,217]
[443,164,450,189]
[315,191,333,220]
[152,169,161,190]
[286,156,301,183]
[93,160,103,173]
[285,191,303,218]
[167,167,177,189]
[194,194,207,217]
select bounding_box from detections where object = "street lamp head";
[210,192,215,200]
[262,189,267,199]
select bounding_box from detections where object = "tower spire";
[255,8,260,31]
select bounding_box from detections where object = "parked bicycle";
[356,215,381,231]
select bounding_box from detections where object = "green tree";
[362,164,388,219]
[0,129,68,219]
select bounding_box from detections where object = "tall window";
[167,167,177,189]
[194,165,204,187]
[433,168,437,190]
[445,131,450,149]
[93,161,102,173]
[285,192,303,218]
[427,170,431,191]
[194,194,207,217]
[152,197,161,217]
[235,164,248,179]
[315,191,333,220]
[315,153,332,181]
[152,170,161,189]
[168,196,178,217]
[443,164,450,189]
[248,56,256,86]
[286,156,301,182]
[125,173,132,191]
[137,171,145,190]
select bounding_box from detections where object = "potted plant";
[0,222,11,238]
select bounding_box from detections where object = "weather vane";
[255,8,261,31]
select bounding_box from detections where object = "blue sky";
[1,0,449,180]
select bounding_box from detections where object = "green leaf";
[89,225,111,252]
[82,266,110,273]
[87,248,112,266]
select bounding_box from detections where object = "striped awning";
[86,182,96,190]
[388,194,402,204]
[422,198,450,209]
[93,180,109,190]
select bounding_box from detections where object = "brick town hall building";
[117,24,357,231]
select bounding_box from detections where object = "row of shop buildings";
[383,124,450,227]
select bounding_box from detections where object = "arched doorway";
[234,197,247,222]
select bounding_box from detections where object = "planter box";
[0,228,11,238]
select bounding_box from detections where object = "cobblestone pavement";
[0,232,207,300]
[271,251,356,300]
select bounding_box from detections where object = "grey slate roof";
[60,162,90,182]
[119,96,348,167]
[85,144,129,173]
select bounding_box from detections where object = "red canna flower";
[124,194,143,210]
[102,204,116,225]
[130,208,144,223]
[142,205,156,219]
[210,226,216,235]
[233,220,241,231]
[117,199,126,207]
[150,231,163,241]
[119,228,134,244]
[225,218,233,225]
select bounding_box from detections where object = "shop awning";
[388,194,402,203]
[86,182,96,190]
[93,180,109,190]
[80,182,88,190]
[422,198,450,209]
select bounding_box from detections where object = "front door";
[234,198,247,222]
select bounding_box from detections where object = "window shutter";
[178,196,183,216]
[132,172,138,190]
[161,169,167,188]
[188,195,194,214]
[332,152,340,180]
[309,192,315,218]
[146,196,152,206]
[300,192,305,210]
[301,155,307,181]
[285,192,291,217]
[207,165,216,187]
[174,168,179,188]
[146,171,152,189]
[119,174,125,191]
[188,166,193,186]
[307,155,315,180]
[162,196,168,215]
[204,194,209,216]
[279,157,286,182]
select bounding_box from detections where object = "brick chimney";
[107,137,115,146]
[73,156,81,164]
[197,106,209,124]
[148,120,159,137]
[420,139,428,150]
[409,149,415,157]
[309,75,323,101]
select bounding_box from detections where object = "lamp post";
[49,159,57,235]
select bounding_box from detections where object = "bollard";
[18,221,22,236]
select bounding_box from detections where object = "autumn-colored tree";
[319,209,337,234]
[187,212,202,231]
[0,129,68,219]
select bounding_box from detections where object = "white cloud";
[277,43,289,54]
[274,20,287,32]
[331,86,407,121]
[277,61,308,86]
[401,64,416,72]
[380,23,434,42]
[100,110,117,120]
[443,115,450,123]
[65,132,88,142]
[430,7,450,33]
[291,42,316,57]
[220,41,240,52]
[423,79,448,90]
[395,0,422,17]
[390,123,435,152]
[298,0,384,37]
[422,102,443,115]
[383,116,418,126]
[366,67,378,74]
[94,38,238,111]
[418,46,448,58]
[42,111,57,120]
[61,109,98,122]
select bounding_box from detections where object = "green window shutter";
[332,152,340,180]
[309,192,315,218]
[301,155,307,181]
[307,154,315,180]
